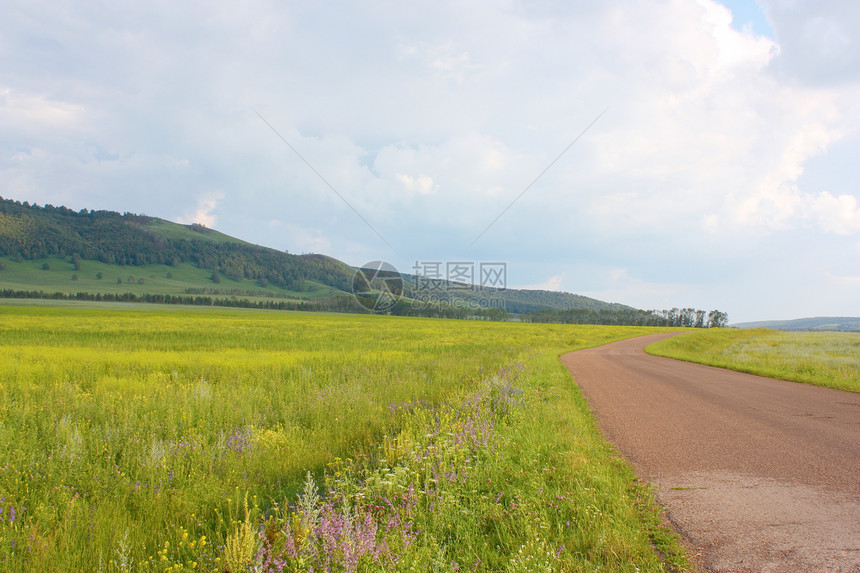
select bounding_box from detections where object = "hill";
[0,196,656,318]
[401,283,634,315]
[0,196,356,296]
[733,317,860,332]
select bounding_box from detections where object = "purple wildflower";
[225,427,252,454]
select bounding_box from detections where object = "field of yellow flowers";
[0,304,685,572]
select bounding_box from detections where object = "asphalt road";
[560,332,860,573]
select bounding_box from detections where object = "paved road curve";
[560,333,860,573]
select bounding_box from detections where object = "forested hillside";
[0,197,354,292]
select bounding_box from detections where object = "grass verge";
[645,328,860,393]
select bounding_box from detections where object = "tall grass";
[0,305,685,571]
[646,328,860,393]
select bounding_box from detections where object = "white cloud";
[810,192,860,235]
[0,88,85,130]
[394,173,436,196]
[519,274,565,292]
[176,192,224,228]
[283,224,332,255]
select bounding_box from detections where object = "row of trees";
[522,307,728,328]
[0,289,511,321]
[0,289,350,312]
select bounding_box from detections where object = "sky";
[1,0,859,323]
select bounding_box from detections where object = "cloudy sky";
[2,0,858,322]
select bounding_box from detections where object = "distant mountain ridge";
[0,196,628,314]
[733,317,860,332]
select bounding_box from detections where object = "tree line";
[521,307,728,327]
[0,289,511,321]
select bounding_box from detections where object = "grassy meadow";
[0,304,685,572]
[646,328,860,393]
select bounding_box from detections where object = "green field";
[646,328,860,393]
[0,256,340,301]
[0,304,685,572]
